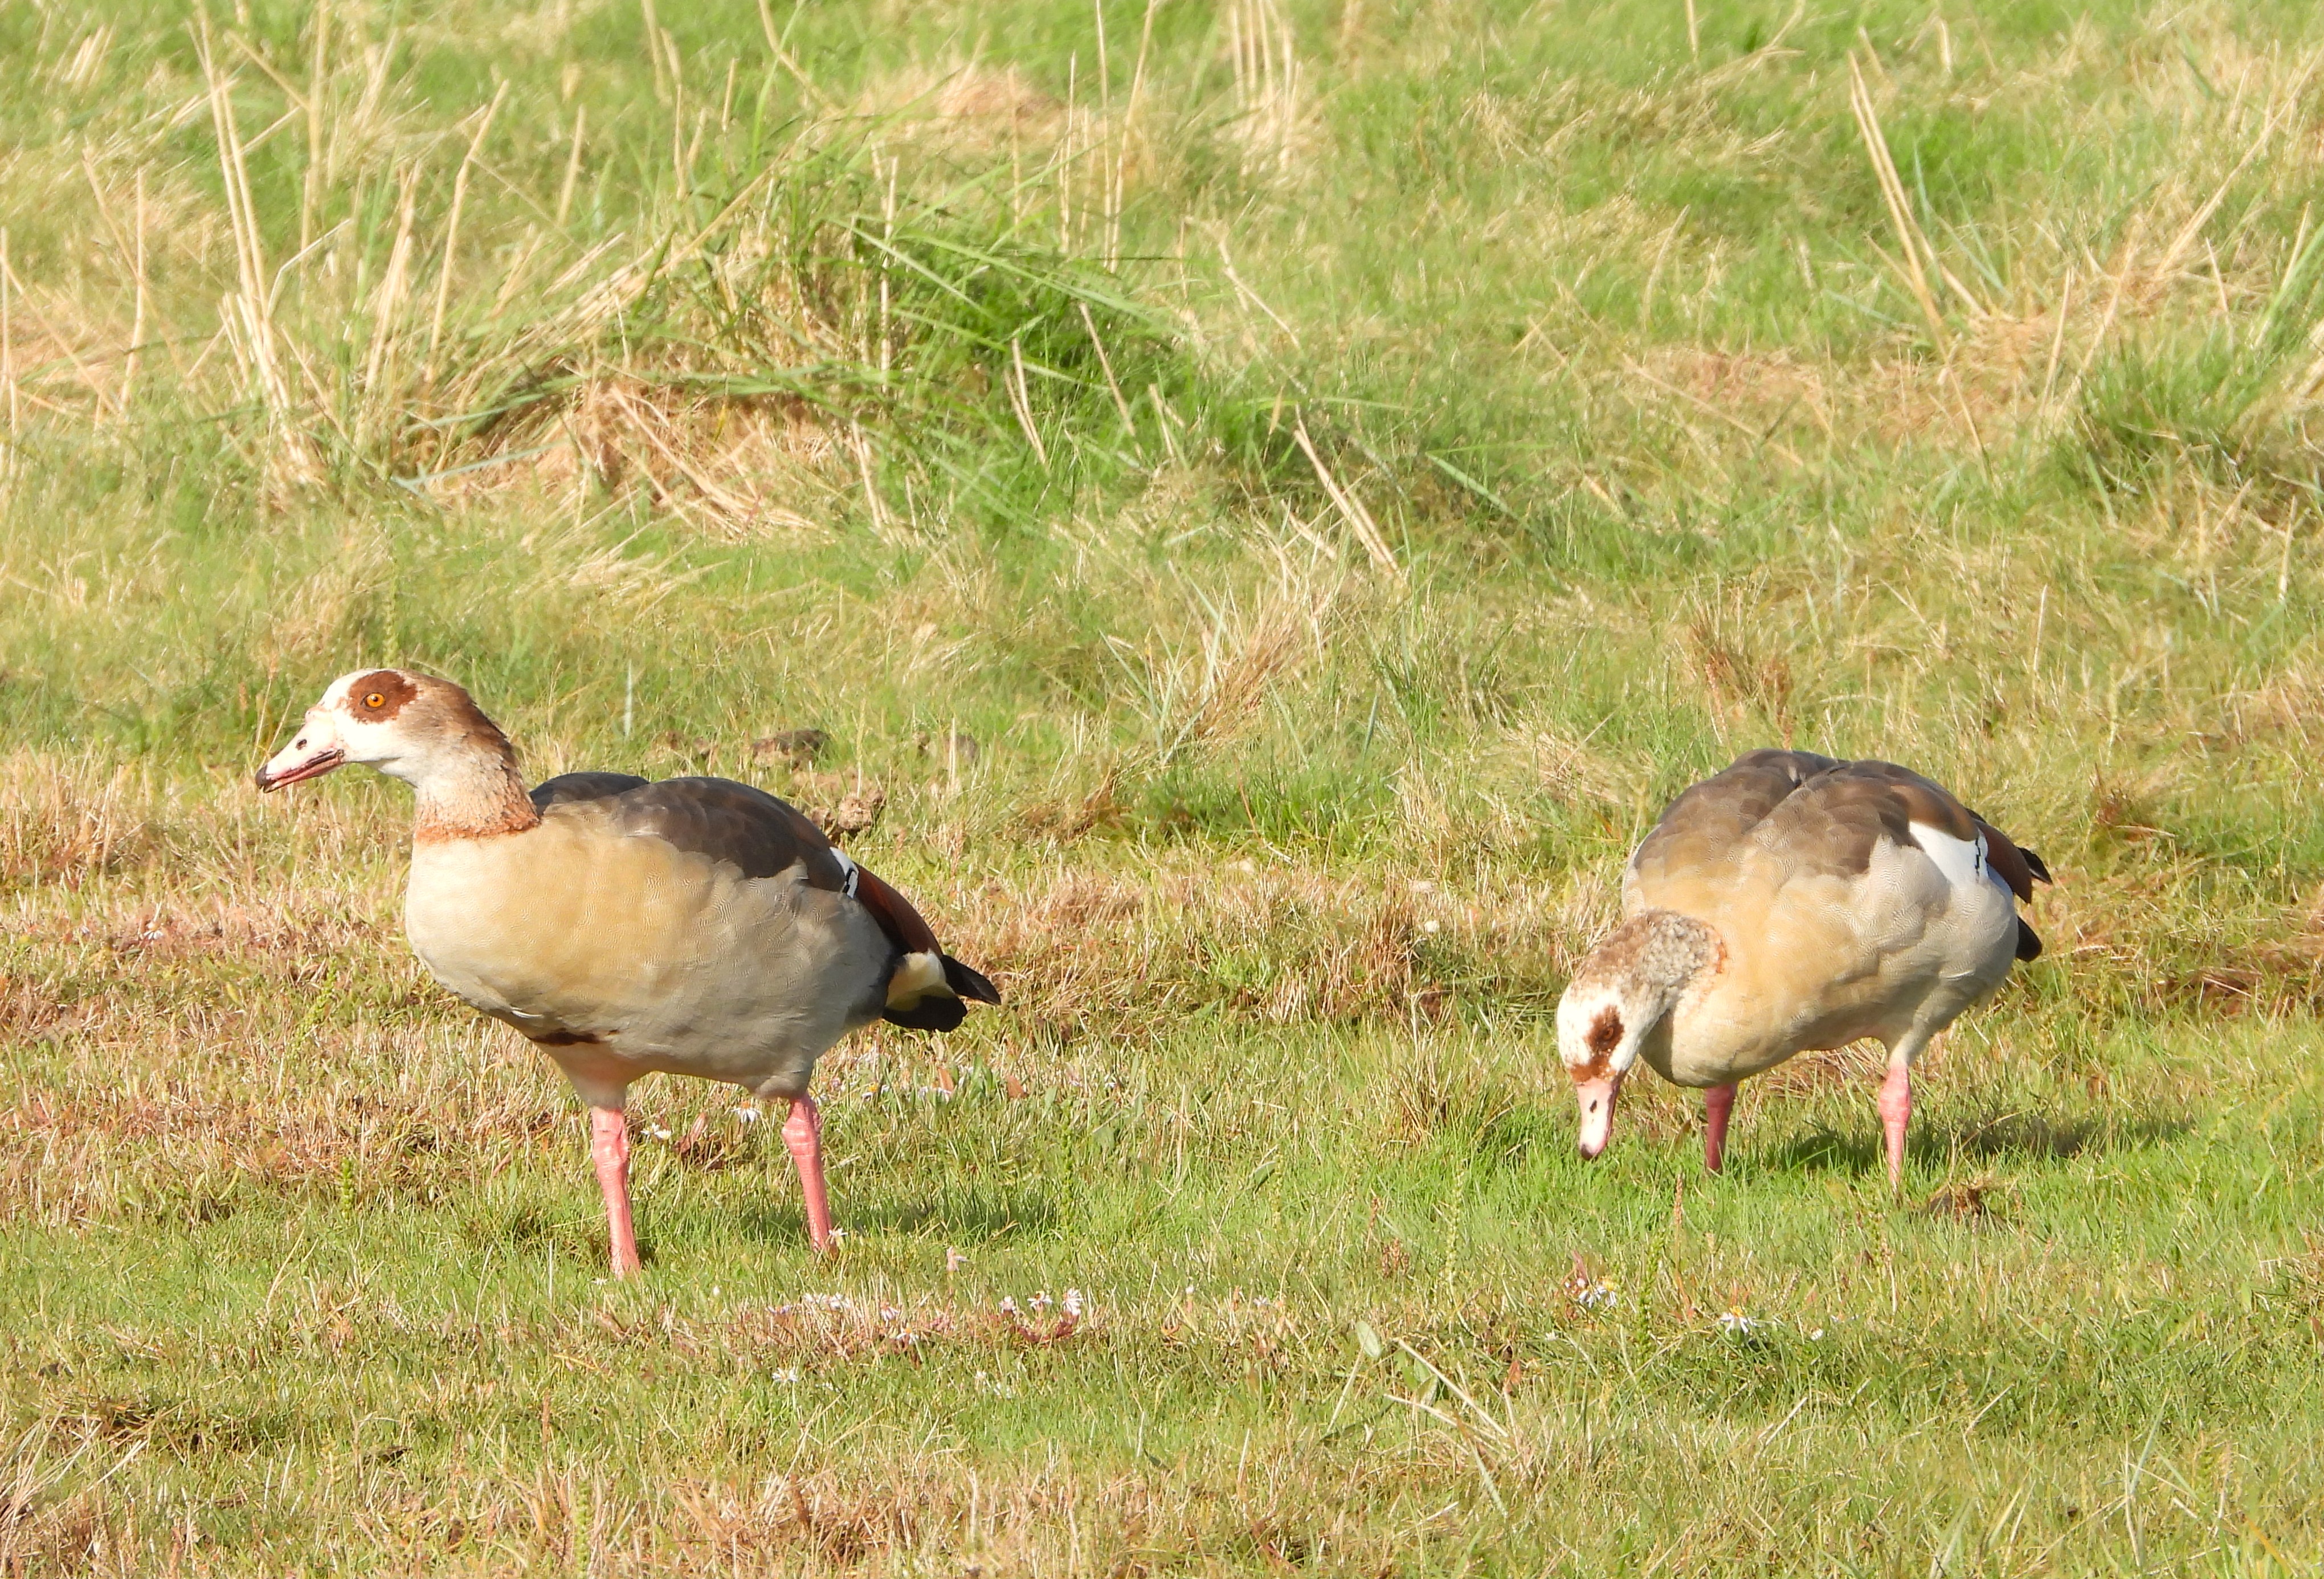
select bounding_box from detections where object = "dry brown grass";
[0,753,151,890]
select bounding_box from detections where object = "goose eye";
[363,692,386,709]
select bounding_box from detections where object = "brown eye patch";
[343,669,418,720]
[1585,1007,1623,1057]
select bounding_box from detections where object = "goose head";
[1557,909,1721,1160]
[256,668,513,794]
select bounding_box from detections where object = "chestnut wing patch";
[848,864,941,954]
[601,776,849,890]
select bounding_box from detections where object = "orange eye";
[363,692,386,709]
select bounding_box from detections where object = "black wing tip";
[943,955,1002,1006]
[884,997,970,1033]
[2015,917,2044,962]
[2021,848,2053,886]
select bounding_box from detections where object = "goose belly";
[404,821,889,1090]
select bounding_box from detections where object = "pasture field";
[3,0,2324,1570]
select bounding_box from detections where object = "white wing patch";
[1906,821,1990,893]
[832,848,860,899]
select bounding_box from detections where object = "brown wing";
[531,772,651,809]
[597,776,850,891]
[1636,751,2011,885]
[593,774,1000,1014]
[1629,749,1843,886]
[1763,758,1979,874]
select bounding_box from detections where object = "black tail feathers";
[884,995,969,1032]
[944,954,1002,1005]
[881,954,1000,1031]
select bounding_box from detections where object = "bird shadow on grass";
[733,1190,1059,1245]
[1770,1111,2194,1177]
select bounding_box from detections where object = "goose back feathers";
[1614,749,2045,1089]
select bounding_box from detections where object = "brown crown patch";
[342,670,419,720]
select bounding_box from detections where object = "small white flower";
[999,1296,1021,1316]
[1031,1291,1053,1312]
[1808,1328,1825,1341]
[1062,1288,1087,1317]
[734,1107,761,1124]
[1718,1308,1761,1335]
[1420,919,1440,935]
[646,1124,673,1141]
[771,1368,800,1384]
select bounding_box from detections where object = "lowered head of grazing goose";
[257,667,999,1275]
[1557,749,2048,1188]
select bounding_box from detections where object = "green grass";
[5,0,2324,1570]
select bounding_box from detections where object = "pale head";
[1556,909,1720,1159]
[255,670,502,790]
[255,670,534,840]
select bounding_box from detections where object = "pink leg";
[589,1105,642,1278]
[1877,1063,1912,1190]
[1703,1084,1737,1174]
[783,1095,834,1252]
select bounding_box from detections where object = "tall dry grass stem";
[1293,416,1400,577]
[427,83,511,374]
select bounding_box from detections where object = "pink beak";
[1574,1074,1621,1159]
[255,745,345,792]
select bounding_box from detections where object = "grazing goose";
[1558,749,2048,1187]
[256,669,999,1274]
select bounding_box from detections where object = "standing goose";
[1558,749,2048,1187]
[256,668,999,1274]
